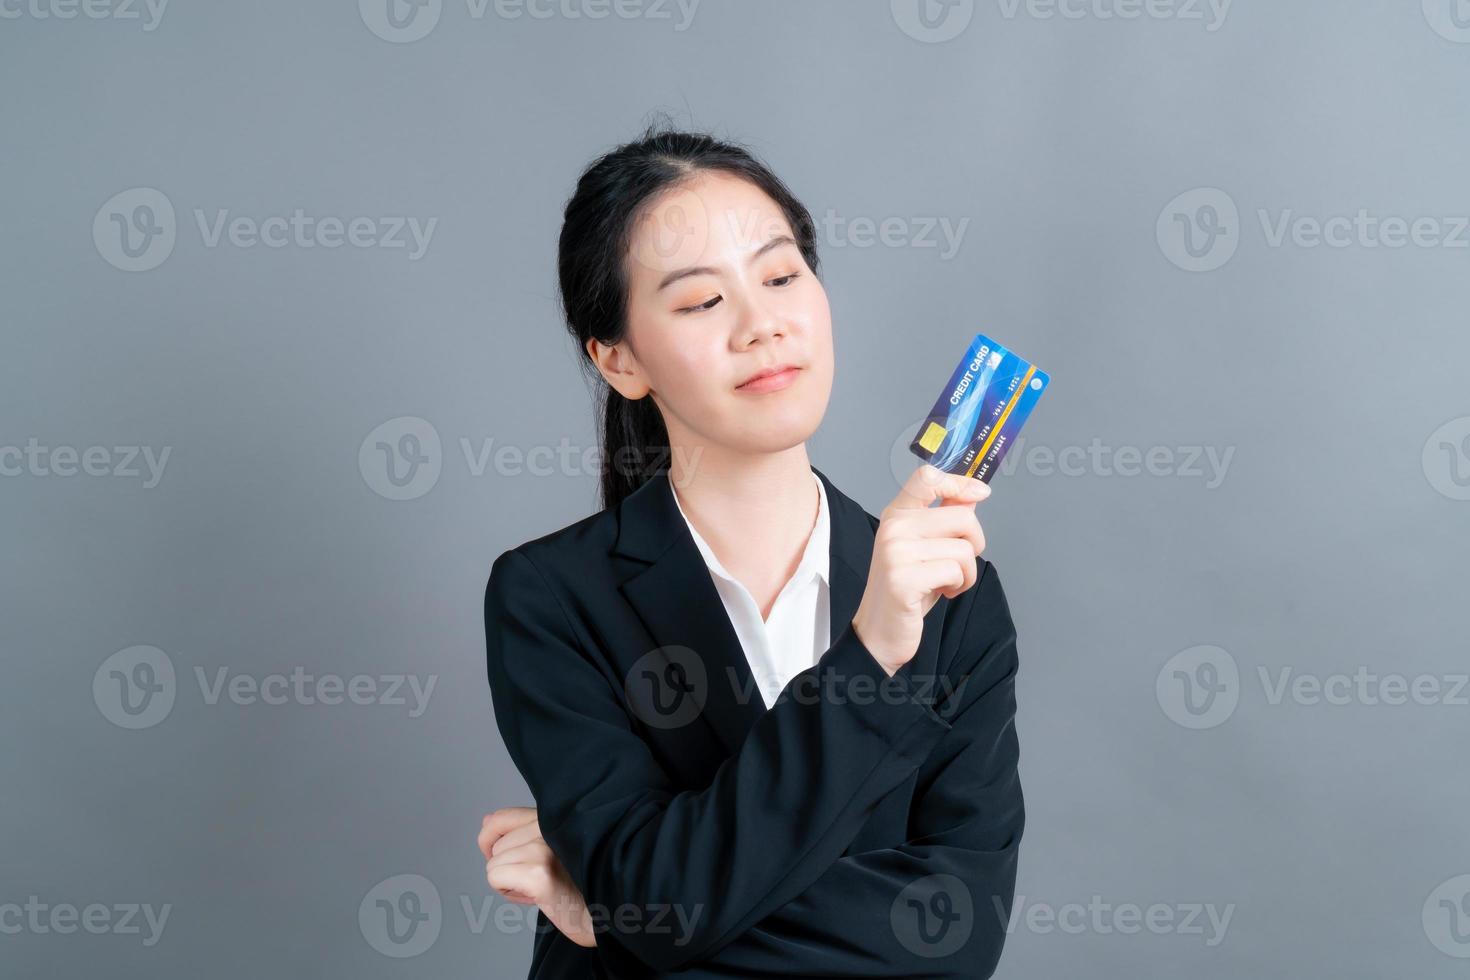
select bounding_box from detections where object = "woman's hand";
[851,464,990,675]
[478,807,597,948]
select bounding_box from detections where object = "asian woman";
[477,124,1024,980]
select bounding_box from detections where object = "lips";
[737,363,802,389]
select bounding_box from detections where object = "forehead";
[626,171,794,276]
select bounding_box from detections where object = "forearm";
[675,562,1025,978]
[487,548,955,972]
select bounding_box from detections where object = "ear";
[586,336,652,401]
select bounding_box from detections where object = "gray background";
[4,0,1469,976]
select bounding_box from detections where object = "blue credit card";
[909,333,1050,482]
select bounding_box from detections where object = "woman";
[478,125,1024,979]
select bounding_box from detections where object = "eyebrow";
[655,234,800,292]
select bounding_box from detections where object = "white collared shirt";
[668,469,831,710]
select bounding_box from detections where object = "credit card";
[909,333,1050,482]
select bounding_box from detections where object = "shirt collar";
[668,468,830,589]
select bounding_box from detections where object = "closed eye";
[677,295,722,314]
[675,273,801,315]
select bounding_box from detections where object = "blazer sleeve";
[680,559,1024,979]
[483,546,955,974]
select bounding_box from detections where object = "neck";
[666,441,819,589]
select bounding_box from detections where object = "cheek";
[791,280,834,354]
[793,276,831,328]
[636,319,726,401]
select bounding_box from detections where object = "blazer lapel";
[615,471,764,756]
[613,464,943,758]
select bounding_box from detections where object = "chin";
[731,407,824,454]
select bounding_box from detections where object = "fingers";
[486,860,542,906]
[486,840,560,901]
[906,547,977,599]
[926,555,977,598]
[486,838,552,873]
[489,818,543,858]
[890,465,990,511]
[886,500,986,557]
[934,473,991,507]
[479,806,537,859]
[891,528,982,601]
[901,537,981,581]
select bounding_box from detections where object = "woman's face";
[592,171,834,460]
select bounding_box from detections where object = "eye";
[677,295,722,315]
[767,272,801,287]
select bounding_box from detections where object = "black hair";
[557,119,820,511]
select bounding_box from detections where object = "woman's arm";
[484,546,955,973]
[674,561,1023,978]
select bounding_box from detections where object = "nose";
[730,288,786,349]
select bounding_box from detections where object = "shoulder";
[485,503,618,601]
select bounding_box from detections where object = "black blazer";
[484,464,1024,979]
